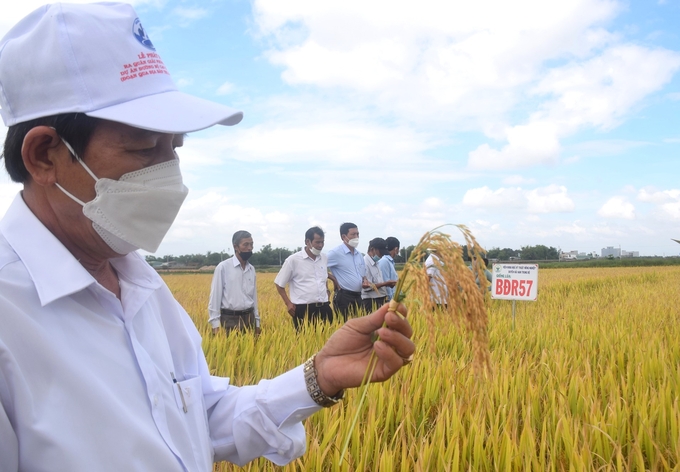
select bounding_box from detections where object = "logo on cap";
[133,18,155,51]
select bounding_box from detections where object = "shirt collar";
[231,255,252,270]
[300,249,315,261]
[0,193,161,307]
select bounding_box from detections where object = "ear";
[21,126,65,187]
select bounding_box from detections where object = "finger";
[372,340,407,376]
[383,310,413,338]
[377,327,415,359]
[344,303,391,334]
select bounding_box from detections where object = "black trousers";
[362,296,387,313]
[333,289,363,322]
[292,302,334,331]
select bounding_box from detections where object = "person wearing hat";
[362,237,396,312]
[378,236,401,301]
[0,3,415,471]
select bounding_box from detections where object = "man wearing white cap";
[0,3,415,471]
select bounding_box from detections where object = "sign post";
[491,263,538,329]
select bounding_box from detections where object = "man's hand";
[314,303,414,396]
[361,277,371,289]
[212,327,220,335]
[255,326,262,336]
[286,302,296,316]
[385,280,397,288]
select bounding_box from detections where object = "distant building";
[601,247,638,258]
[601,246,620,258]
[560,250,593,261]
[560,250,579,261]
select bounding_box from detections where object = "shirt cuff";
[258,365,321,428]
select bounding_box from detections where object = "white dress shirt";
[0,194,320,471]
[208,257,260,329]
[425,253,448,303]
[274,250,329,305]
[362,254,387,299]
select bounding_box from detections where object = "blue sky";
[2,0,680,257]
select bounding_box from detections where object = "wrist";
[304,354,344,407]
[312,352,341,396]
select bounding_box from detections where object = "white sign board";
[491,263,538,301]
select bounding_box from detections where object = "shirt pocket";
[173,375,213,468]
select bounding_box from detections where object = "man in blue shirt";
[378,237,400,301]
[327,222,370,320]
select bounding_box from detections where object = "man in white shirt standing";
[362,237,397,312]
[0,4,415,471]
[209,230,261,334]
[426,250,448,307]
[275,226,333,330]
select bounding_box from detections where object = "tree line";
[145,244,559,268]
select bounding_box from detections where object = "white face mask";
[55,139,188,254]
[346,237,360,249]
[309,247,322,256]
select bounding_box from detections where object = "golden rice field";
[163,266,680,471]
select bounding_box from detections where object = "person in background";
[378,236,400,301]
[327,222,370,320]
[362,237,396,312]
[471,256,493,292]
[275,226,333,330]
[208,230,261,334]
[426,249,448,308]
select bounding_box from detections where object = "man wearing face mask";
[379,236,401,301]
[274,226,333,330]
[0,3,415,471]
[327,222,371,321]
[208,230,260,334]
[362,238,397,312]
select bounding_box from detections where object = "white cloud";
[598,196,635,219]
[527,185,575,213]
[468,121,561,170]
[462,184,573,213]
[637,188,680,204]
[553,223,587,234]
[568,139,650,157]
[176,78,194,88]
[637,188,680,220]
[181,109,437,168]
[216,81,235,95]
[502,175,536,185]
[533,45,680,131]
[254,0,622,128]
[253,0,680,173]
[172,7,208,24]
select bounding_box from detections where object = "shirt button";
[277,448,286,456]
[153,395,159,407]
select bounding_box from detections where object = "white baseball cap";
[0,2,243,133]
